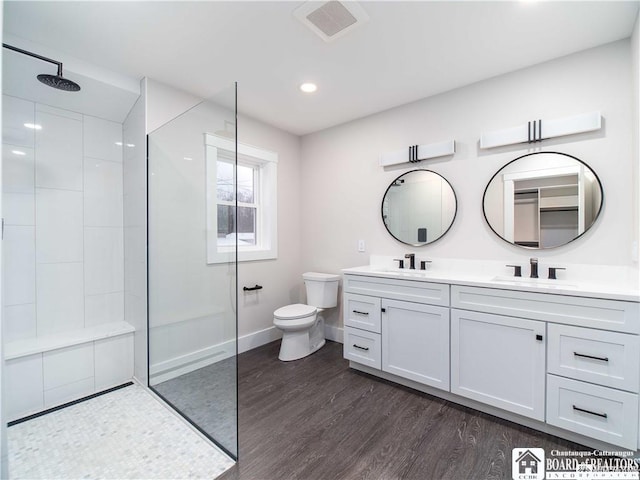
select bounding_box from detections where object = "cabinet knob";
[535,334,543,341]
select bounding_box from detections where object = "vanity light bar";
[480,111,601,149]
[379,139,455,167]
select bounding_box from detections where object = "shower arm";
[3,43,64,77]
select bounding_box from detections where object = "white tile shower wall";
[4,354,43,421]
[3,226,35,306]
[2,144,34,193]
[84,227,124,296]
[34,106,83,191]
[2,96,125,340]
[2,96,35,148]
[2,93,127,363]
[3,304,36,342]
[43,343,94,391]
[123,87,147,383]
[83,115,123,164]
[4,332,134,421]
[94,335,134,390]
[83,158,123,227]
[84,291,124,327]
[36,262,84,335]
[35,188,83,263]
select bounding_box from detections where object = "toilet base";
[278,317,326,361]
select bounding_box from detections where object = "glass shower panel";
[147,84,237,459]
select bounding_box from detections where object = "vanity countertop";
[342,264,640,303]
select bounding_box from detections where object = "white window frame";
[205,133,278,264]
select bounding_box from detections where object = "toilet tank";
[303,272,340,308]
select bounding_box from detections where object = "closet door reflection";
[147,85,238,459]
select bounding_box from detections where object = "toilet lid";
[274,304,317,320]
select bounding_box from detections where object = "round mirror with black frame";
[482,151,603,249]
[381,169,457,246]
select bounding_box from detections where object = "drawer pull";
[573,352,609,362]
[572,405,608,419]
[352,310,369,316]
[353,344,370,351]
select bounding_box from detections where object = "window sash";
[206,133,278,264]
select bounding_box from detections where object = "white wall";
[123,81,147,384]
[300,40,636,330]
[145,80,301,368]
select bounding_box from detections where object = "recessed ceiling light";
[300,83,318,93]
[183,157,193,161]
[11,150,26,156]
[115,142,123,146]
[24,123,42,130]
[126,143,135,148]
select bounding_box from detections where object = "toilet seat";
[274,303,316,320]
[273,304,318,333]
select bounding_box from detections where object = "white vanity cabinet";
[343,274,450,391]
[343,269,640,451]
[451,284,639,449]
[450,309,545,421]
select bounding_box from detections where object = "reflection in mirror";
[381,169,457,246]
[483,152,603,249]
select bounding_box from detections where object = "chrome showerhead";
[37,74,81,92]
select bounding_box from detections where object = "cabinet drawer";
[547,375,638,450]
[344,327,381,370]
[548,324,639,392]
[344,293,381,333]
[451,285,639,334]
[344,274,449,307]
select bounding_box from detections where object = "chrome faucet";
[405,253,416,270]
[530,257,538,278]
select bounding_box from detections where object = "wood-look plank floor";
[220,340,586,480]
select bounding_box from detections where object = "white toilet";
[273,272,340,361]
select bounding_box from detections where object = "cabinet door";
[382,299,450,390]
[451,309,545,421]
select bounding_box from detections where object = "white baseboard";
[325,324,343,344]
[149,324,338,385]
[238,326,282,354]
[150,340,235,384]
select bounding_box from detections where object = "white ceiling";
[3,1,639,135]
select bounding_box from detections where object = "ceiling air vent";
[294,1,369,43]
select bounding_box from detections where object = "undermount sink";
[491,275,577,288]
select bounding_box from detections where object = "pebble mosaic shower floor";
[7,384,235,479]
